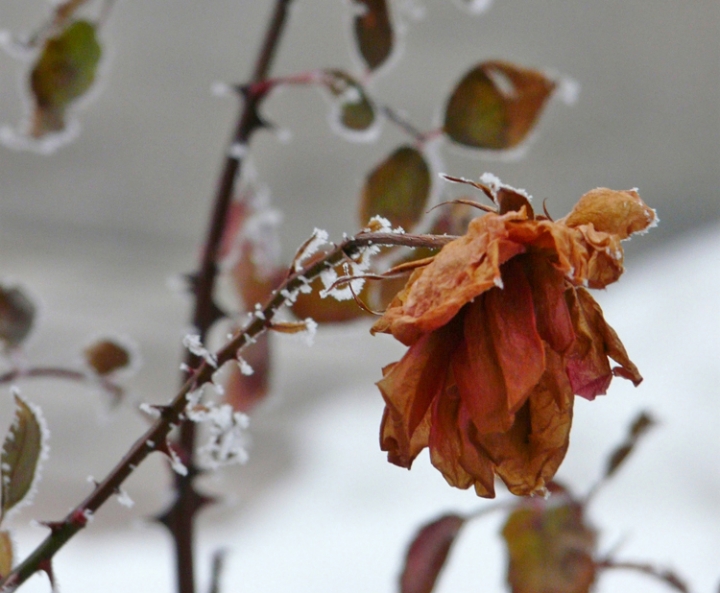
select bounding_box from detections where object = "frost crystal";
[182,334,218,367]
[167,446,188,476]
[294,228,330,272]
[138,403,161,418]
[238,358,254,376]
[229,142,248,159]
[116,487,135,508]
[190,404,250,469]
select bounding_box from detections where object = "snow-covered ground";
[2,220,718,593]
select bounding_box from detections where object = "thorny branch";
[0,230,454,593]
[166,2,293,593]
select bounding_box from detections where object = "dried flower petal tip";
[371,178,653,498]
[561,188,657,240]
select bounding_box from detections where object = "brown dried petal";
[562,188,657,240]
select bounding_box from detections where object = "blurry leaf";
[0,531,12,579]
[323,70,376,132]
[0,285,36,350]
[604,411,656,481]
[359,146,430,230]
[502,495,597,593]
[29,19,101,137]
[399,514,466,593]
[351,0,393,71]
[84,339,131,376]
[444,61,556,149]
[291,273,372,324]
[1,395,46,519]
[223,333,270,413]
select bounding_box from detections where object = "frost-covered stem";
[0,230,453,593]
[170,2,294,593]
[0,366,122,401]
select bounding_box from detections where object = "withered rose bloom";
[371,178,656,497]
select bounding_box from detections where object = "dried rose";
[371,178,656,496]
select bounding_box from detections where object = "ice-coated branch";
[0,229,454,592]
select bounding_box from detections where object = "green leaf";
[0,285,36,350]
[359,146,430,231]
[444,61,556,149]
[29,19,102,137]
[351,0,393,71]
[1,394,47,519]
[323,70,376,132]
[0,531,12,579]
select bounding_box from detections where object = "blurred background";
[0,1,718,592]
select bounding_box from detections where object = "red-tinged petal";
[452,299,511,434]
[576,288,642,386]
[486,258,546,413]
[381,405,430,468]
[566,288,641,399]
[473,353,573,496]
[399,514,466,593]
[377,320,461,451]
[562,188,657,240]
[457,402,496,497]
[429,388,474,490]
[522,254,575,353]
[428,387,496,495]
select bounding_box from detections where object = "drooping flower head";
[371,176,656,497]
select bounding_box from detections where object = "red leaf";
[399,514,466,593]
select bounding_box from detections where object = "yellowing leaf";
[359,146,430,231]
[0,285,36,351]
[400,514,466,593]
[444,61,556,149]
[83,339,131,376]
[1,394,47,519]
[352,0,393,71]
[502,494,597,593]
[0,531,12,579]
[29,19,102,137]
[323,70,376,132]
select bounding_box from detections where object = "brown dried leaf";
[0,531,12,579]
[1,394,46,519]
[444,61,556,149]
[359,146,430,231]
[351,0,393,71]
[502,497,597,593]
[400,514,466,593]
[84,339,131,376]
